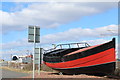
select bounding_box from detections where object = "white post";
[33,26,36,80]
[38,48,40,75]
[38,27,40,75]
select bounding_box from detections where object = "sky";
[0,1,119,61]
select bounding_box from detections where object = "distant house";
[12,54,33,64]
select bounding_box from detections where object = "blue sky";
[1,2,119,60]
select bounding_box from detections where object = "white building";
[12,54,33,64]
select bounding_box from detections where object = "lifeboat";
[43,38,116,75]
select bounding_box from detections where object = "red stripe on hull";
[44,48,116,68]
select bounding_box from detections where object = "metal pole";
[39,27,41,75]
[38,48,40,75]
[38,27,40,75]
[40,48,42,71]
[33,26,36,80]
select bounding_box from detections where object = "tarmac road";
[1,69,30,78]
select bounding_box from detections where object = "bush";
[22,63,33,71]
[41,63,58,72]
[114,61,120,77]
[8,62,21,68]
[114,68,120,77]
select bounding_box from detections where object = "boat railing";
[44,42,90,53]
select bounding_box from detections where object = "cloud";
[81,39,109,46]
[2,0,119,2]
[1,2,117,34]
[1,24,118,58]
[0,49,32,55]
[41,24,118,44]
[1,24,118,50]
[1,38,32,49]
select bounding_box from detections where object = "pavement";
[1,69,30,78]
[1,69,119,80]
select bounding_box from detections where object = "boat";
[43,38,116,75]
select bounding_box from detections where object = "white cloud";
[1,24,119,58]
[0,49,32,55]
[1,2,117,34]
[1,24,118,50]
[1,38,32,49]
[41,24,118,44]
[81,39,109,46]
[2,0,119,2]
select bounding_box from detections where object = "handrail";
[43,42,90,53]
[56,42,90,49]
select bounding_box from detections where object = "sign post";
[35,48,43,75]
[28,26,40,80]
[38,48,40,75]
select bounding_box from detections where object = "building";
[12,54,33,64]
